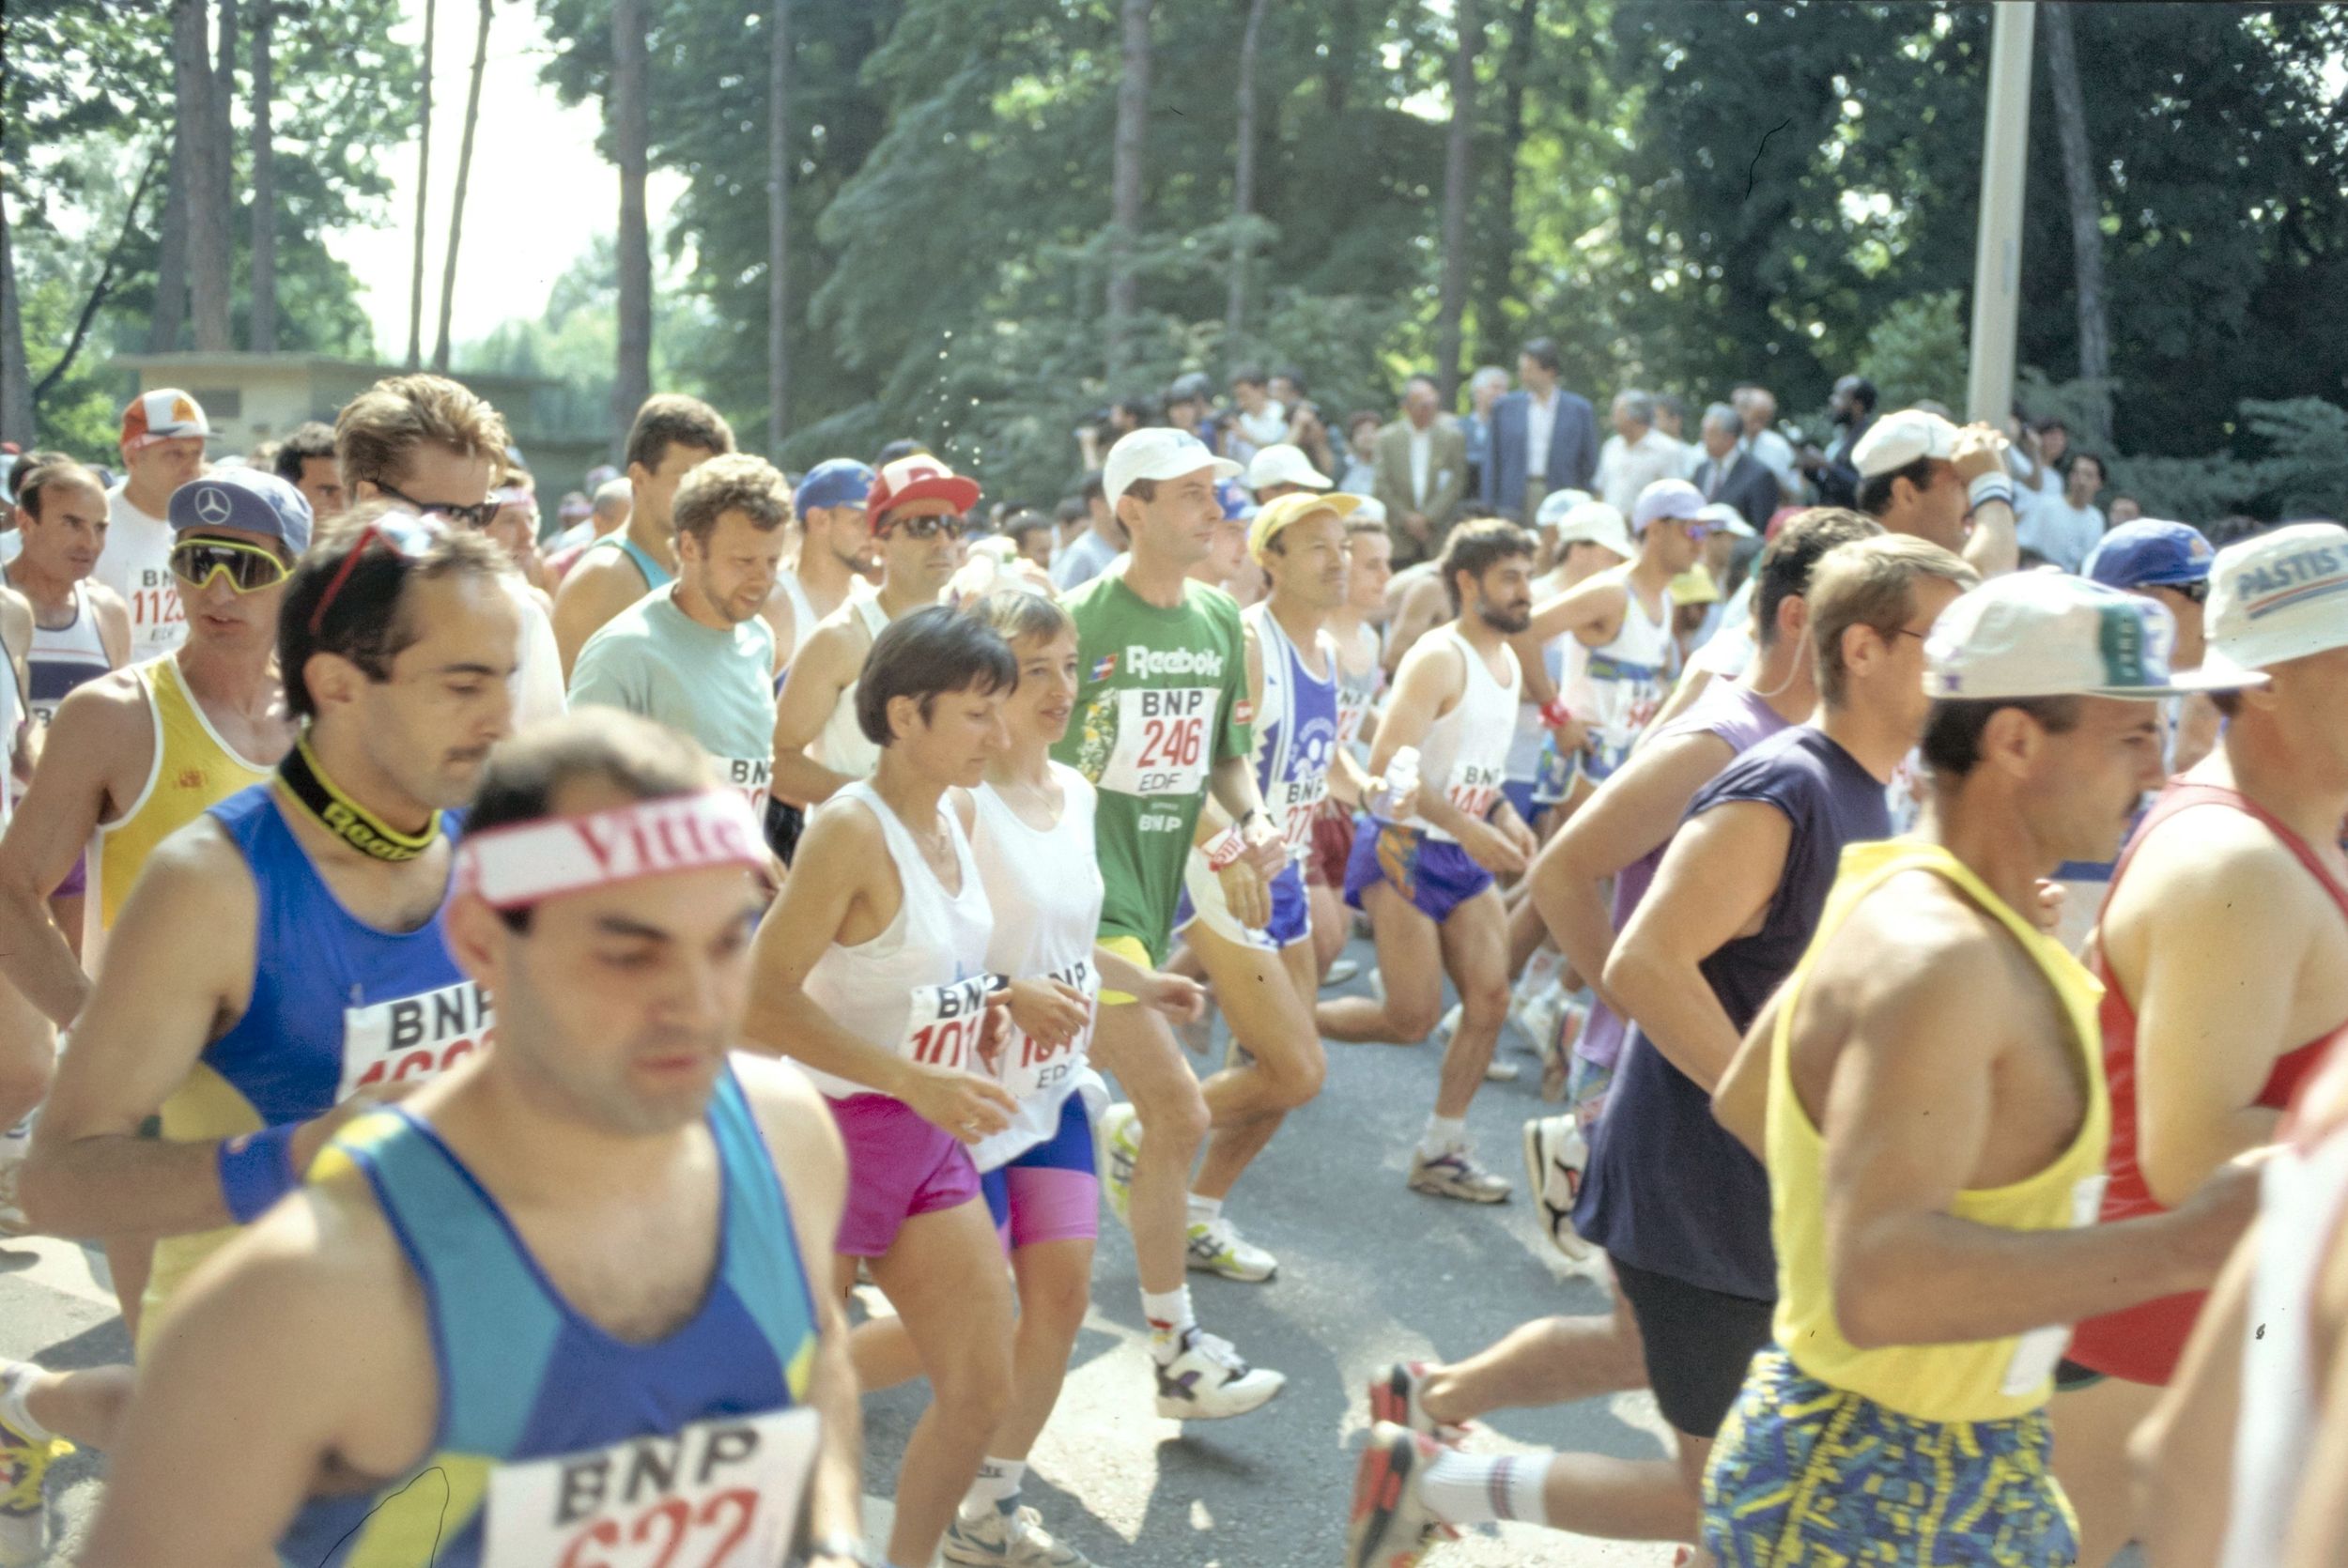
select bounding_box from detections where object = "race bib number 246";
[1098,686,1218,798]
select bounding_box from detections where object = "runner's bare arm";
[768,622,861,808]
[90,580,133,669]
[1532,730,1736,1011]
[1818,915,2246,1348]
[2283,1226,2348,1567]
[1523,574,1627,646]
[1382,575,1447,676]
[550,551,641,677]
[0,588,29,781]
[2132,1222,2256,1568]
[1192,616,1270,843]
[735,1054,866,1546]
[2120,824,2304,1207]
[78,1178,424,1566]
[1605,798,1790,1091]
[1641,664,1716,741]
[1951,425,2019,578]
[0,676,150,1024]
[1712,985,1784,1160]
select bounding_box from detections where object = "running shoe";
[1407,1146,1511,1204]
[0,1402,70,1568]
[1321,957,1361,988]
[1431,1001,1461,1046]
[1096,1103,1141,1225]
[1346,1422,1454,1568]
[0,1162,25,1239]
[944,1504,1098,1567]
[1152,1327,1285,1420]
[1522,1114,1593,1261]
[1483,1055,1521,1084]
[1508,983,1563,1054]
[1186,1213,1278,1282]
[1366,1360,1470,1443]
[1537,997,1588,1104]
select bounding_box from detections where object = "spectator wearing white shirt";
[1731,384,1800,503]
[1228,367,1290,462]
[1593,391,1691,518]
[2016,450,2109,573]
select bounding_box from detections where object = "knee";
[1264,1040,1326,1111]
[934,1339,1014,1426]
[1019,1265,1093,1344]
[1137,1079,1209,1153]
[1461,977,1512,1026]
[0,1053,53,1127]
[1384,993,1442,1042]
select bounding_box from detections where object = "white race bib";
[480,1407,819,1568]
[338,979,495,1101]
[1097,686,1218,798]
[1271,775,1327,856]
[997,958,1097,1104]
[1445,760,1504,824]
[723,757,772,817]
[2000,1173,2111,1395]
[128,566,185,653]
[902,976,991,1072]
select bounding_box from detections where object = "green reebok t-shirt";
[1052,572,1252,963]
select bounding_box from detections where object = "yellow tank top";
[92,656,272,931]
[1767,838,2111,1423]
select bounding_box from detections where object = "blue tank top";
[279,1068,821,1567]
[1247,605,1341,859]
[590,532,674,592]
[1575,725,1892,1299]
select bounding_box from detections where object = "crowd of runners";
[0,365,2340,1568]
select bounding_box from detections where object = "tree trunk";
[611,0,653,436]
[1472,0,1535,371]
[408,0,436,368]
[1223,0,1270,364]
[1434,0,1477,406]
[36,153,167,408]
[433,0,492,373]
[249,0,277,352]
[1104,0,1151,384]
[0,201,32,448]
[178,0,234,352]
[766,0,792,454]
[2041,2,2110,449]
[149,135,190,353]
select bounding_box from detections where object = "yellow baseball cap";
[1669,565,1721,607]
[1248,490,1363,563]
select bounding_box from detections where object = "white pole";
[1968,1,2037,425]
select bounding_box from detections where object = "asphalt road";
[3,938,1683,1566]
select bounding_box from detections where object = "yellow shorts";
[1096,933,1152,1007]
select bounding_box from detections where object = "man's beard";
[1478,602,1531,636]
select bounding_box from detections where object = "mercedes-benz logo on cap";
[193,484,233,526]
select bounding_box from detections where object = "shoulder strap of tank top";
[2118,781,2348,924]
[856,594,888,639]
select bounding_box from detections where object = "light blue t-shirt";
[568,589,778,807]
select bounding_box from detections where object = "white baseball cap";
[2200,522,2348,681]
[1851,407,1962,479]
[1104,427,1243,507]
[1244,442,1331,495]
[1923,571,2263,701]
[1350,496,1389,526]
[1698,501,1756,539]
[1534,488,1595,530]
[1630,478,1705,532]
[1551,500,1633,559]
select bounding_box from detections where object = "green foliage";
[1853,291,1968,417]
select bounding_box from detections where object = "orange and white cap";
[121,389,213,452]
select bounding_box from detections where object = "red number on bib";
[911,1020,969,1069]
[633,1497,693,1568]
[694,1489,759,1567]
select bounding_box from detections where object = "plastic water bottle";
[1379,746,1420,821]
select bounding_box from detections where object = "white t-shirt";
[502,572,567,727]
[2018,496,2107,574]
[1596,429,1692,517]
[99,484,186,657]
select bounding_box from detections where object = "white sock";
[1418,1448,1552,1528]
[1143,1285,1195,1360]
[0,1361,54,1443]
[1419,1115,1468,1159]
[1186,1192,1223,1224]
[1522,947,1563,995]
[963,1456,1026,1517]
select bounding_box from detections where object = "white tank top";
[967,767,1104,1172]
[1248,604,1342,857]
[798,780,996,1101]
[1565,564,1671,750]
[773,569,818,667]
[2219,1117,2348,1568]
[99,484,186,656]
[813,595,890,780]
[1400,626,1520,843]
[25,582,113,726]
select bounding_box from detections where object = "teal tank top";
[278,1067,822,1566]
[590,531,674,592]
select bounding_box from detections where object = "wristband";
[1538,696,1575,730]
[1202,823,1247,871]
[1968,472,2015,511]
[217,1122,301,1224]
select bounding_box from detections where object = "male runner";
[1316,519,1537,1202]
[765,457,876,669]
[1680,573,2254,1566]
[98,388,210,656]
[771,453,977,810]
[1057,427,1289,1417]
[76,712,866,1568]
[1147,491,1370,1282]
[2050,522,2348,1562]
[1850,405,2021,579]
[1306,511,1393,982]
[1349,530,1957,1561]
[8,515,517,1493]
[570,453,791,813]
[269,420,347,524]
[552,393,735,674]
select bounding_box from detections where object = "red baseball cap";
[867,453,980,528]
[122,388,213,452]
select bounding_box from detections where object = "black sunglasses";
[2168,579,2210,605]
[377,482,502,531]
[881,513,965,541]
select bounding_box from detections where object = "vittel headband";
[455,790,765,910]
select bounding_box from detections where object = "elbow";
[16,1146,81,1239]
[1831,1280,1903,1353]
[1600,943,1659,1018]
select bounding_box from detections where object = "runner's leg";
[1416,1285,1647,1425]
[1316,882,1443,1044]
[2050,1374,2159,1566]
[1431,886,1510,1118]
[990,1237,1092,1460]
[1192,930,1323,1203]
[1089,1003,1208,1302]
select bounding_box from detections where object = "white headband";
[455,790,765,910]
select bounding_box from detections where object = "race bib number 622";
[1097,686,1218,798]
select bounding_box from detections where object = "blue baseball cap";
[169,469,312,555]
[795,457,875,516]
[2084,519,2217,592]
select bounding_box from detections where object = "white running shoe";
[1186,1213,1278,1282]
[0,1366,69,1568]
[1096,1103,1141,1225]
[1346,1422,1453,1568]
[944,1503,1099,1567]
[1152,1327,1285,1419]
[1407,1145,1511,1204]
[1321,957,1361,988]
[1431,1001,1461,1046]
[1537,996,1587,1104]
[1509,983,1562,1054]
[0,1161,26,1239]
[1522,1114,1593,1260]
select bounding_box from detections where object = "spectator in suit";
[1796,375,1877,509]
[1480,337,1598,523]
[1461,364,1511,500]
[1373,375,1469,567]
[1691,402,1780,538]
[1593,390,1691,517]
